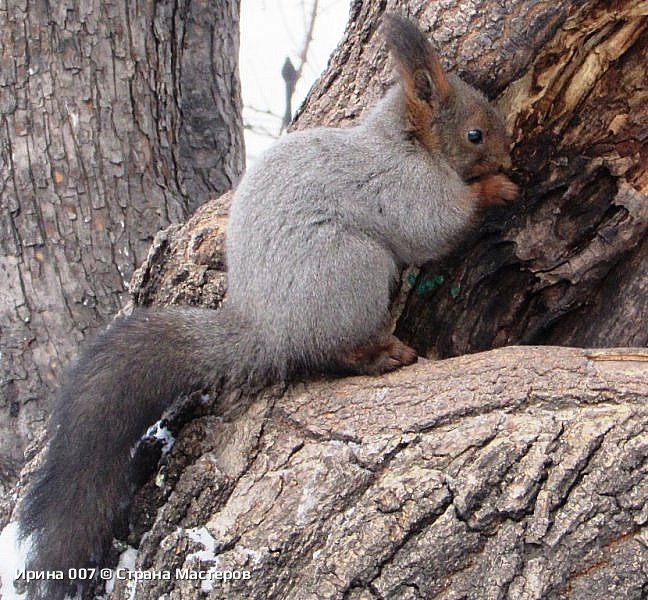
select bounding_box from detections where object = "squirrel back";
[17,14,517,599]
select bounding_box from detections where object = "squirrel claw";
[471,173,519,206]
[336,336,418,375]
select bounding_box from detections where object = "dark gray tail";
[18,306,274,599]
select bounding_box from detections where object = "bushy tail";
[18,306,273,599]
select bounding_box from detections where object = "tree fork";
[111,2,647,598]
[5,1,646,598]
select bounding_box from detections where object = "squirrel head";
[383,14,512,181]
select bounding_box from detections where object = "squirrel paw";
[337,336,418,375]
[471,173,519,206]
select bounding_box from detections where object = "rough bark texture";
[4,0,647,599]
[96,2,648,598]
[0,0,244,489]
[128,191,232,310]
[109,347,648,600]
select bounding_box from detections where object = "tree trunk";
[91,1,648,598]
[5,0,646,598]
[0,0,244,489]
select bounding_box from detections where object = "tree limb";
[111,346,648,599]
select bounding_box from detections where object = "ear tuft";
[382,14,450,103]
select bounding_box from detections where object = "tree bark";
[0,0,244,488]
[97,1,648,598]
[110,347,648,600]
[100,1,648,598]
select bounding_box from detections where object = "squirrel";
[16,14,518,600]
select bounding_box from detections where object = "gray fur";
[17,17,513,599]
[227,87,476,369]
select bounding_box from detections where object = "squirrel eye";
[467,129,483,144]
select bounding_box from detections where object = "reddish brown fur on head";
[382,14,450,149]
[383,14,514,187]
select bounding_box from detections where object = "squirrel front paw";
[470,173,519,206]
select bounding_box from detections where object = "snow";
[185,527,218,565]
[144,420,175,455]
[103,546,137,595]
[0,522,27,600]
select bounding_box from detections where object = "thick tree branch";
[110,346,648,599]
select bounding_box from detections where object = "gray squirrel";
[17,14,517,600]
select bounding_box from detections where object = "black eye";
[467,129,483,144]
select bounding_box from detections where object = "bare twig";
[281,0,319,131]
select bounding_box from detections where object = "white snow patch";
[183,527,220,595]
[0,524,83,600]
[184,527,217,564]
[237,546,263,566]
[0,522,28,600]
[144,421,175,455]
[130,420,176,459]
[103,546,137,595]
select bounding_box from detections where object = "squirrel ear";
[383,14,451,105]
[413,70,434,102]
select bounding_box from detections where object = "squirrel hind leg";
[335,335,418,376]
